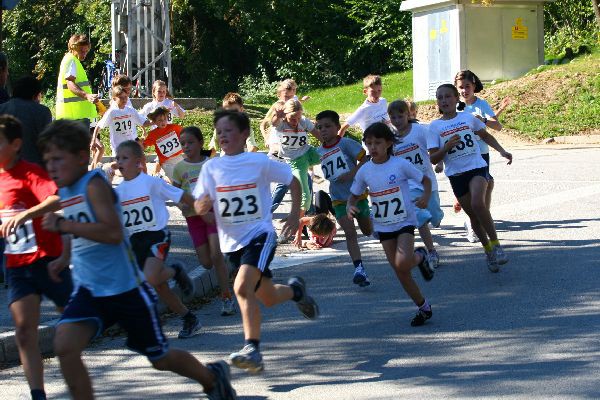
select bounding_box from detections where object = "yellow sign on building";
[512,17,528,40]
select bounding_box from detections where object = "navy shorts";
[129,229,171,270]
[377,225,416,242]
[6,257,73,307]
[448,167,490,198]
[224,231,276,280]
[481,153,493,180]
[58,283,169,361]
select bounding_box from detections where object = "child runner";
[315,110,373,286]
[348,122,435,326]
[140,80,185,124]
[208,92,258,156]
[172,126,236,316]
[338,75,393,139]
[427,84,513,272]
[296,213,337,250]
[193,110,319,373]
[0,116,73,400]
[114,140,201,338]
[388,100,444,269]
[142,106,184,182]
[90,85,150,175]
[454,70,504,242]
[39,120,236,400]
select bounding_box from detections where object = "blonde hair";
[111,85,126,98]
[283,99,303,114]
[68,34,90,52]
[276,80,294,95]
[363,74,382,88]
[282,79,297,90]
[151,80,173,100]
[405,99,417,113]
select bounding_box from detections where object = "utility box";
[400,0,554,101]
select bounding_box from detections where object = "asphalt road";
[1,144,599,399]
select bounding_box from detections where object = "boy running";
[315,110,373,286]
[143,106,184,181]
[39,120,236,400]
[193,110,319,374]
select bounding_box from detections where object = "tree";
[593,0,600,29]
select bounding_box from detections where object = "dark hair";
[0,114,23,142]
[147,106,170,122]
[38,120,90,155]
[113,74,132,87]
[315,110,340,126]
[362,122,396,156]
[454,70,484,93]
[309,213,336,237]
[436,84,465,113]
[387,100,409,114]
[116,140,144,158]
[12,76,42,100]
[180,126,212,157]
[213,110,250,133]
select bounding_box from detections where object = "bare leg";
[234,265,263,341]
[151,349,215,392]
[208,234,232,298]
[458,177,498,245]
[381,234,424,306]
[485,179,495,210]
[144,258,188,316]
[337,215,362,261]
[356,215,373,236]
[417,224,435,251]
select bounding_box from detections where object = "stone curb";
[543,135,600,145]
[0,265,220,364]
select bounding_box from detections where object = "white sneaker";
[428,249,440,269]
[465,220,479,243]
[221,298,236,316]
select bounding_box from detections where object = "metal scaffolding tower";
[111,0,172,97]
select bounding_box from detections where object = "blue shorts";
[6,257,74,307]
[409,188,432,228]
[58,283,169,361]
[411,189,444,228]
[224,231,276,282]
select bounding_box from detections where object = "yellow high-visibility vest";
[55,52,97,120]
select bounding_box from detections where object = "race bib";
[121,196,156,233]
[320,147,350,181]
[279,130,308,151]
[443,127,477,162]
[1,210,38,255]
[370,187,407,225]
[60,195,96,251]
[395,143,427,173]
[216,183,262,225]
[156,131,182,159]
[113,117,135,136]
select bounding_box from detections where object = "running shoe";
[410,308,433,327]
[288,276,319,319]
[178,313,202,339]
[221,298,236,316]
[465,220,480,243]
[206,360,238,400]
[171,262,195,302]
[493,244,508,265]
[277,234,290,245]
[486,251,499,273]
[229,344,264,373]
[352,265,371,287]
[415,247,434,281]
[428,249,440,270]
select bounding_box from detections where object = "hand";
[337,171,352,182]
[42,212,62,233]
[201,211,215,224]
[48,257,69,283]
[444,134,461,152]
[300,95,311,102]
[1,211,29,238]
[500,150,513,165]
[86,93,99,104]
[414,196,428,209]
[194,194,212,215]
[292,235,302,248]
[281,214,299,239]
[346,204,359,220]
[499,97,511,109]
[434,162,444,174]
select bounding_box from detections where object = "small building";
[400,0,554,101]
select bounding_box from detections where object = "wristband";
[55,216,66,234]
[483,117,488,124]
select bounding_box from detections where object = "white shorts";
[160,154,185,180]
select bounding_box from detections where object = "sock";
[483,242,493,253]
[353,259,363,268]
[418,299,431,312]
[245,339,260,350]
[291,284,303,302]
[31,389,47,400]
[490,239,500,247]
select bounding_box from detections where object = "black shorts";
[448,167,490,198]
[377,225,416,242]
[7,257,74,307]
[224,231,276,280]
[58,283,168,361]
[129,229,171,270]
[481,153,493,180]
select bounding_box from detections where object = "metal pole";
[164,0,172,94]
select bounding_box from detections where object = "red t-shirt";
[0,160,62,267]
[143,124,184,164]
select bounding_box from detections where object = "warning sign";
[512,18,528,40]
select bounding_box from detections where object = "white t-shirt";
[66,60,77,79]
[427,112,487,177]
[97,105,147,155]
[109,98,134,109]
[140,99,184,124]
[462,98,496,154]
[192,152,293,253]
[346,98,391,132]
[351,157,422,233]
[274,117,314,160]
[393,123,438,192]
[115,172,184,234]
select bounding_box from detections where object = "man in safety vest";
[55,34,98,128]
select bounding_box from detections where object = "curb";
[0,265,220,364]
[543,135,600,145]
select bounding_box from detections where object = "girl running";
[427,84,512,272]
[140,80,185,124]
[348,122,435,326]
[172,126,236,316]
